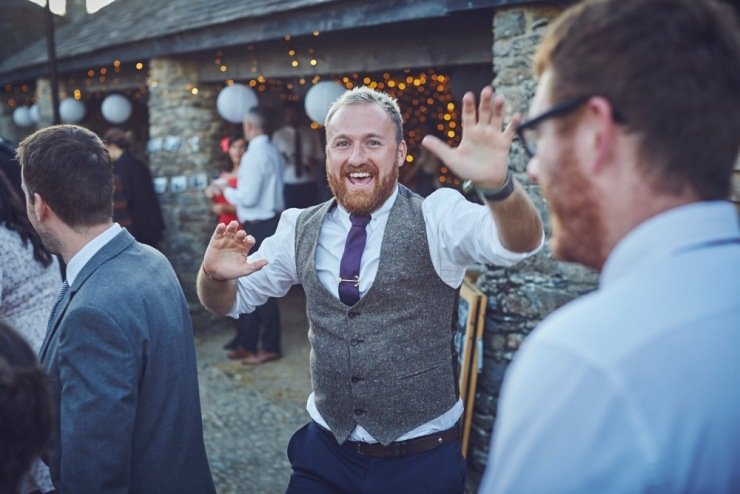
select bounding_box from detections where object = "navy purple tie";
[338,213,371,305]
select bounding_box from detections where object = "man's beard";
[327,163,399,216]
[544,145,607,271]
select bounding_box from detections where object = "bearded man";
[197,86,543,493]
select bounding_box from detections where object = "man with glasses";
[480,0,740,492]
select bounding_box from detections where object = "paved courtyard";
[195,287,312,494]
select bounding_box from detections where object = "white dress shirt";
[224,134,285,222]
[66,223,122,286]
[481,201,740,493]
[229,185,543,443]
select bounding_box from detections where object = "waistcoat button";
[354,408,365,415]
[348,311,360,319]
[351,376,362,383]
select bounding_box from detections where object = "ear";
[578,96,618,175]
[396,140,408,168]
[32,192,49,222]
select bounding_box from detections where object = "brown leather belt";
[342,425,459,458]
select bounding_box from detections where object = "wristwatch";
[462,169,515,202]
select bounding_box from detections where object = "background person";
[0,171,59,494]
[206,134,245,227]
[273,100,324,209]
[19,124,215,493]
[0,319,52,494]
[103,128,165,249]
[220,106,285,365]
[198,86,543,493]
[0,171,61,353]
[205,134,253,358]
[480,0,740,492]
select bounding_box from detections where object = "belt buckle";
[355,442,368,456]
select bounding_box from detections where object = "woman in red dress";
[206,134,246,226]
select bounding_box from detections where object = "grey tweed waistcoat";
[295,185,458,445]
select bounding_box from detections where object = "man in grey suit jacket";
[18,125,215,493]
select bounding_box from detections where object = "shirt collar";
[601,201,740,287]
[334,184,399,227]
[66,223,122,286]
[249,134,269,146]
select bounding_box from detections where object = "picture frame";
[454,279,486,457]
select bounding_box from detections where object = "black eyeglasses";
[516,95,592,159]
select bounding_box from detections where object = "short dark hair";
[0,319,51,494]
[18,125,114,228]
[535,0,740,200]
[102,127,131,151]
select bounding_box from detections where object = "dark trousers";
[235,216,281,353]
[284,182,318,209]
[286,422,466,494]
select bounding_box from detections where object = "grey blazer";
[40,229,215,494]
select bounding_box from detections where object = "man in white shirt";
[273,100,324,209]
[479,0,740,492]
[198,86,543,493]
[221,106,285,365]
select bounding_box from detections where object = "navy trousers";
[286,422,466,494]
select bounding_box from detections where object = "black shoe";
[223,336,240,350]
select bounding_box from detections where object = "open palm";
[422,86,518,188]
[202,220,267,280]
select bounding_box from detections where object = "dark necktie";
[47,280,69,333]
[338,214,371,305]
[294,127,303,178]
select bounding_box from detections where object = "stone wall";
[464,5,599,491]
[147,57,229,325]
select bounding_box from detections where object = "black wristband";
[476,169,515,202]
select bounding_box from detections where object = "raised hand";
[202,220,267,281]
[421,86,519,189]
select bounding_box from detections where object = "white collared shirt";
[224,134,285,222]
[229,185,543,442]
[66,223,122,287]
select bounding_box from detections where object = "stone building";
[1,1,737,491]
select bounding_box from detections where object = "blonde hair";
[325,86,404,143]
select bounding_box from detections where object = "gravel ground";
[195,287,312,494]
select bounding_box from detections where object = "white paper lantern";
[29,104,40,123]
[304,81,347,125]
[216,84,258,124]
[59,97,86,123]
[13,106,33,127]
[101,93,132,124]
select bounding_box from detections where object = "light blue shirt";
[224,134,285,222]
[229,184,543,443]
[481,201,740,493]
[66,223,122,286]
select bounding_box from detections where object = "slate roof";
[1,0,502,84]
